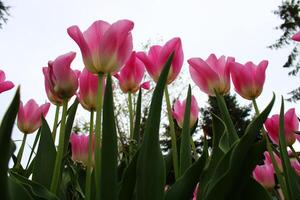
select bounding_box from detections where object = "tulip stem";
[190,137,198,159]
[50,100,68,194]
[128,92,134,140]
[289,145,300,163]
[52,105,60,141]
[85,110,94,200]
[164,87,179,180]
[16,134,27,169]
[95,72,104,199]
[252,99,289,199]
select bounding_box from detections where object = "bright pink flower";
[17,99,50,134]
[68,20,134,74]
[77,67,106,111]
[292,31,300,42]
[188,54,233,96]
[0,70,14,94]
[264,108,299,145]
[44,76,64,106]
[70,133,94,166]
[137,37,183,84]
[290,159,300,176]
[115,51,150,93]
[43,52,80,100]
[252,164,275,190]
[172,95,199,128]
[264,151,282,171]
[230,60,268,100]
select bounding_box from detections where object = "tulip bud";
[0,69,14,94]
[264,108,299,146]
[17,99,50,134]
[78,68,106,111]
[68,20,134,74]
[230,60,268,100]
[172,95,199,128]
[188,54,233,96]
[70,133,95,166]
[43,52,80,100]
[137,37,184,84]
[252,164,275,190]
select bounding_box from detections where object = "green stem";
[164,87,179,180]
[52,105,60,141]
[16,134,27,168]
[128,92,134,140]
[289,145,300,163]
[85,110,94,200]
[50,100,68,194]
[252,99,289,199]
[190,137,199,159]
[95,73,104,199]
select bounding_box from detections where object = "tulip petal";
[292,31,300,42]
[0,81,14,93]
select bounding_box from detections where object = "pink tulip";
[77,67,106,111]
[115,51,150,93]
[68,20,134,75]
[252,164,275,190]
[263,151,282,171]
[188,54,234,96]
[43,52,80,100]
[137,37,183,84]
[292,31,300,42]
[172,95,199,128]
[0,69,14,94]
[70,133,94,166]
[264,108,299,145]
[17,99,50,134]
[44,76,64,106]
[230,60,268,100]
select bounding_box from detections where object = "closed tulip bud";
[43,52,80,100]
[264,108,299,146]
[292,31,300,42]
[252,164,275,190]
[115,51,149,93]
[0,69,14,94]
[17,99,50,134]
[137,37,183,84]
[172,95,199,128]
[188,54,233,96]
[77,68,106,111]
[70,133,94,166]
[68,20,134,75]
[230,60,268,100]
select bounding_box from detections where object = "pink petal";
[0,70,5,82]
[0,81,14,93]
[292,31,300,42]
[141,81,150,90]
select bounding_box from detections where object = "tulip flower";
[188,54,234,96]
[230,60,268,100]
[68,20,134,75]
[292,31,300,42]
[0,69,14,94]
[252,164,275,190]
[172,95,199,128]
[70,133,94,166]
[17,99,50,134]
[115,51,150,93]
[44,77,64,106]
[263,151,282,171]
[264,108,299,145]
[78,67,106,111]
[137,37,183,84]
[43,52,80,100]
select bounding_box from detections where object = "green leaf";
[204,94,275,200]
[215,91,239,152]
[32,117,56,189]
[278,96,300,200]
[136,53,174,200]
[8,177,33,200]
[100,74,118,200]
[0,87,20,200]
[25,128,41,171]
[165,150,207,200]
[238,178,272,200]
[179,85,192,176]
[133,88,142,147]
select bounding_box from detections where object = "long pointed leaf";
[133,88,142,147]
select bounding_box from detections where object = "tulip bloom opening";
[137,37,183,84]
[0,69,14,94]
[253,164,275,190]
[230,60,268,100]
[68,20,134,75]
[17,99,50,134]
[70,133,95,166]
[188,54,233,96]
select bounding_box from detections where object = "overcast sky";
[1,0,300,160]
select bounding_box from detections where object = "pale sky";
[1,0,300,161]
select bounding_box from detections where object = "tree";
[0,1,9,28]
[269,0,300,102]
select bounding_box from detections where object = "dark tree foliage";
[269,0,300,102]
[0,1,9,28]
